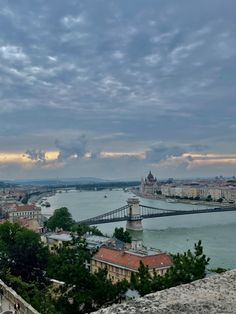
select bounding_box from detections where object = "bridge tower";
[126,198,143,232]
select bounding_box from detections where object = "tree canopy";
[47,207,74,231]
[47,236,128,313]
[131,240,210,296]
[0,221,48,281]
[113,227,132,243]
[73,224,103,237]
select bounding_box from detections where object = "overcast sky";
[0,0,236,180]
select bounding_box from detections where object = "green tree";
[164,240,210,288]
[21,193,29,204]
[131,241,210,296]
[72,224,103,237]
[130,261,152,296]
[12,229,49,281]
[113,227,132,243]
[47,207,74,231]
[47,236,127,313]
[5,273,57,314]
[209,267,228,273]
[206,195,212,202]
[0,222,49,282]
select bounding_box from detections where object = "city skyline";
[0,0,236,179]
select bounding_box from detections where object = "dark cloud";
[24,149,46,163]
[55,135,87,161]
[146,143,207,163]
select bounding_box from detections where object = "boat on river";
[166,198,176,203]
[42,201,51,207]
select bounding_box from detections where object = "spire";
[147,171,154,181]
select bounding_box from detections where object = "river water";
[42,189,236,269]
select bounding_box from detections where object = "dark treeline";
[74,181,140,190]
[44,181,140,190]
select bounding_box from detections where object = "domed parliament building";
[140,171,159,195]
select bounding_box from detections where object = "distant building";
[91,246,173,283]
[222,188,236,202]
[8,204,42,223]
[160,184,236,202]
[4,204,43,233]
[43,232,112,251]
[42,232,73,251]
[140,171,159,195]
[84,234,111,250]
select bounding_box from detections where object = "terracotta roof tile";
[15,204,40,211]
[93,247,173,270]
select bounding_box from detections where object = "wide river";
[42,189,236,269]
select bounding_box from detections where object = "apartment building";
[8,204,41,222]
[91,246,173,283]
[161,184,236,202]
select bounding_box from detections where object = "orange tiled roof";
[93,247,173,270]
[15,204,39,211]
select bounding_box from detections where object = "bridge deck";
[78,205,236,225]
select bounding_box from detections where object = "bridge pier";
[126,198,143,232]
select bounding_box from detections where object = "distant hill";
[4,177,112,186]
[62,177,111,184]
[0,181,16,188]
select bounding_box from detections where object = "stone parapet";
[0,279,39,314]
[93,270,236,314]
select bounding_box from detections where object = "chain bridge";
[78,198,236,231]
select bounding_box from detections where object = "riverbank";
[132,190,232,207]
[29,190,56,206]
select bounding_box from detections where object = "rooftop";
[92,247,172,271]
[13,204,40,211]
[84,234,110,244]
[47,233,72,242]
[84,234,110,249]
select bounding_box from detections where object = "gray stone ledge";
[93,270,236,314]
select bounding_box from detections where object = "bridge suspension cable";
[77,199,236,226]
[78,204,129,225]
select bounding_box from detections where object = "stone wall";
[0,279,39,314]
[93,270,236,314]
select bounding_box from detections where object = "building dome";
[147,171,155,181]
[140,171,158,195]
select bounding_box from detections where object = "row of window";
[92,260,167,279]
[93,260,130,277]
[12,211,38,217]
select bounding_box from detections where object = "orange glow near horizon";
[191,158,236,166]
[0,151,59,164]
[0,150,145,164]
[183,153,236,159]
[0,151,236,168]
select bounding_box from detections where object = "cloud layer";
[0,0,236,179]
